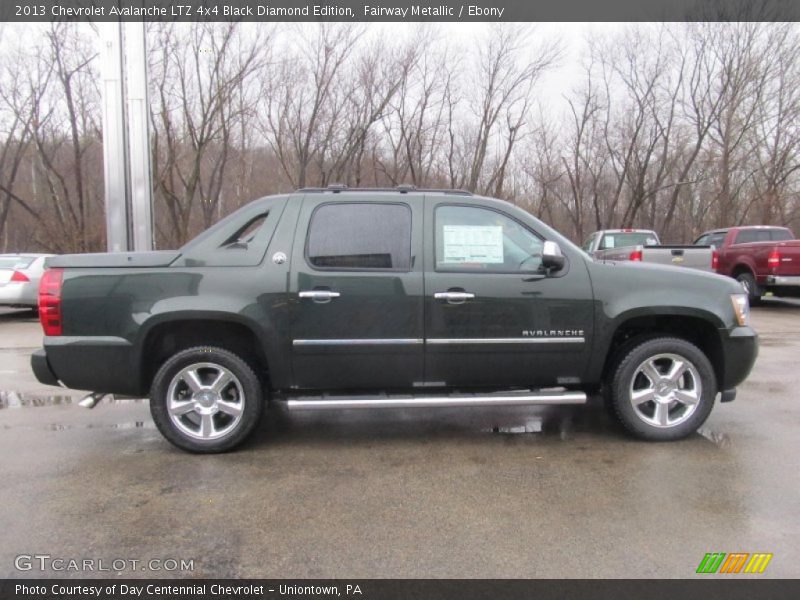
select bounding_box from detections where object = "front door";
[289,195,424,390]
[424,200,594,388]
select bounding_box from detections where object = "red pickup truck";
[694,226,800,303]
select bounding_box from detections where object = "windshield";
[598,232,658,250]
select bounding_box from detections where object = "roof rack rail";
[295,184,473,196]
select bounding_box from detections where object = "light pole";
[99,21,153,252]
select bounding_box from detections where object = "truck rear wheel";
[609,337,716,441]
[736,272,762,305]
[149,346,263,453]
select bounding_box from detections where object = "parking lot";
[1,301,798,579]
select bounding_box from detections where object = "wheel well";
[602,315,724,387]
[140,319,269,393]
[732,264,754,278]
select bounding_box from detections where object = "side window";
[582,234,596,252]
[694,234,709,246]
[306,203,412,270]
[223,213,268,248]
[771,229,793,241]
[435,205,544,273]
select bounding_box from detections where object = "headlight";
[731,293,750,327]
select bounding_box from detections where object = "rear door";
[423,198,594,389]
[289,195,424,390]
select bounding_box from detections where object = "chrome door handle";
[299,290,341,300]
[434,292,475,302]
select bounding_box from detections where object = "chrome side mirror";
[542,241,566,273]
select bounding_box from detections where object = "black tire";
[149,346,264,453]
[601,333,662,418]
[609,337,717,441]
[736,271,762,305]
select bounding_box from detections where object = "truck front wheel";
[149,346,263,453]
[609,337,716,441]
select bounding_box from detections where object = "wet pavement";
[0,303,799,578]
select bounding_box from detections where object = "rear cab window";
[708,233,727,248]
[734,230,772,244]
[695,232,727,248]
[598,232,658,250]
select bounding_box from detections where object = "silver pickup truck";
[583,229,716,272]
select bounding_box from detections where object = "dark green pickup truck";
[31,187,757,452]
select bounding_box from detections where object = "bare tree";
[149,23,270,246]
[465,25,561,195]
[3,22,800,253]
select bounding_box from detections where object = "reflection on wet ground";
[0,391,152,430]
[0,389,736,446]
[45,421,156,431]
[0,390,146,410]
[0,299,797,578]
[696,426,732,447]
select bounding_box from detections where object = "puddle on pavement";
[0,390,146,410]
[46,421,156,431]
[0,390,732,442]
[697,427,731,447]
[484,417,543,434]
[0,391,151,431]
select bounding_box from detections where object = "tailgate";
[641,246,714,271]
[595,247,636,261]
[773,242,800,276]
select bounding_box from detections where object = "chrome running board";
[286,390,587,410]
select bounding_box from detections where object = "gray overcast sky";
[438,22,627,105]
[0,21,627,123]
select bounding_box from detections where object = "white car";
[0,254,54,309]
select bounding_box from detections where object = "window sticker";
[443,225,504,263]
[604,235,615,248]
[646,237,658,245]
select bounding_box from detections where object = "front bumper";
[719,326,758,390]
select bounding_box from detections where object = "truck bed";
[596,245,715,272]
[47,251,182,269]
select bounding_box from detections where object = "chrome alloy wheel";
[629,353,702,428]
[166,362,245,440]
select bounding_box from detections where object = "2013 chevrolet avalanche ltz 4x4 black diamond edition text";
[31,187,758,452]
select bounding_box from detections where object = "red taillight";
[767,250,781,268]
[629,248,643,261]
[712,250,719,270]
[38,268,64,336]
[10,270,29,282]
